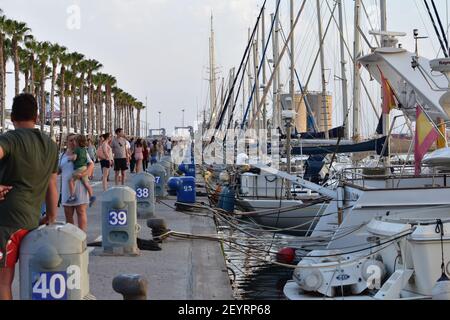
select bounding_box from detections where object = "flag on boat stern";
[379,69,397,114]
[415,105,439,175]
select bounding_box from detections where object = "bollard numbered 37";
[131,173,156,219]
[148,164,168,198]
[102,186,140,256]
[19,223,93,300]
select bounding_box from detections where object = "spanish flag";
[379,69,397,114]
[415,105,439,175]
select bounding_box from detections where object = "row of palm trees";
[0,10,145,139]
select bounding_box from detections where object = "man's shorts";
[114,158,128,171]
[0,227,30,268]
[72,166,88,184]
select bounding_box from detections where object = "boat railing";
[338,165,450,190]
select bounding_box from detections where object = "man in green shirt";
[0,94,59,300]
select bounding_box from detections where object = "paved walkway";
[13,164,233,300]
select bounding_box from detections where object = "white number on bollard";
[155,176,161,184]
[136,188,149,199]
[32,272,67,300]
[183,185,193,192]
[109,210,128,226]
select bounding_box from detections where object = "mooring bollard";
[112,274,148,300]
[148,164,168,198]
[147,218,169,243]
[102,186,140,256]
[19,223,93,300]
[131,172,156,219]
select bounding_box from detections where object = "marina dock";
[12,165,233,300]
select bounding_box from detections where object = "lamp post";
[158,111,161,130]
[182,109,185,127]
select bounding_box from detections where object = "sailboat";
[280,0,450,300]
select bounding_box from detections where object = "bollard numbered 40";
[32,265,81,300]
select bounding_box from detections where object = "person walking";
[134,138,144,173]
[87,138,97,164]
[150,140,158,165]
[111,128,129,185]
[59,134,95,232]
[97,133,114,191]
[0,94,59,300]
[143,140,149,172]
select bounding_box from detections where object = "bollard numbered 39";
[102,186,140,256]
[131,173,156,219]
[19,223,93,300]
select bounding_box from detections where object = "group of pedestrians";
[0,93,176,300]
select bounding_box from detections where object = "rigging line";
[423,0,449,57]
[240,0,282,131]
[414,0,438,56]
[207,0,268,140]
[430,0,449,51]
[360,0,380,47]
[245,0,308,130]
[324,0,380,120]
[279,26,320,133]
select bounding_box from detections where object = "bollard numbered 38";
[102,186,140,256]
[19,223,93,300]
[131,173,156,219]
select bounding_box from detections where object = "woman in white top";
[59,134,94,232]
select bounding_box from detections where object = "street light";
[158,111,161,130]
[182,109,185,127]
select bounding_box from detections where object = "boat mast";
[352,0,362,142]
[261,7,267,130]
[337,0,349,140]
[286,0,295,199]
[380,0,391,166]
[316,0,329,139]
[247,28,254,128]
[228,68,235,130]
[271,12,281,131]
[253,28,261,132]
[209,14,217,127]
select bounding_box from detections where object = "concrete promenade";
[12,164,234,300]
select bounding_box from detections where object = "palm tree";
[58,51,72,136]
[85,59,102,136]
[24,35,39,95]
[48,43,66,138]
[68,52,84,133]
[4,19,31,96]
[75,59,89,135]
[92,73,107,134]
[36,41,50,132]
[18,46,31,91]
[135,101,144,137]
[104,74,116,134]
